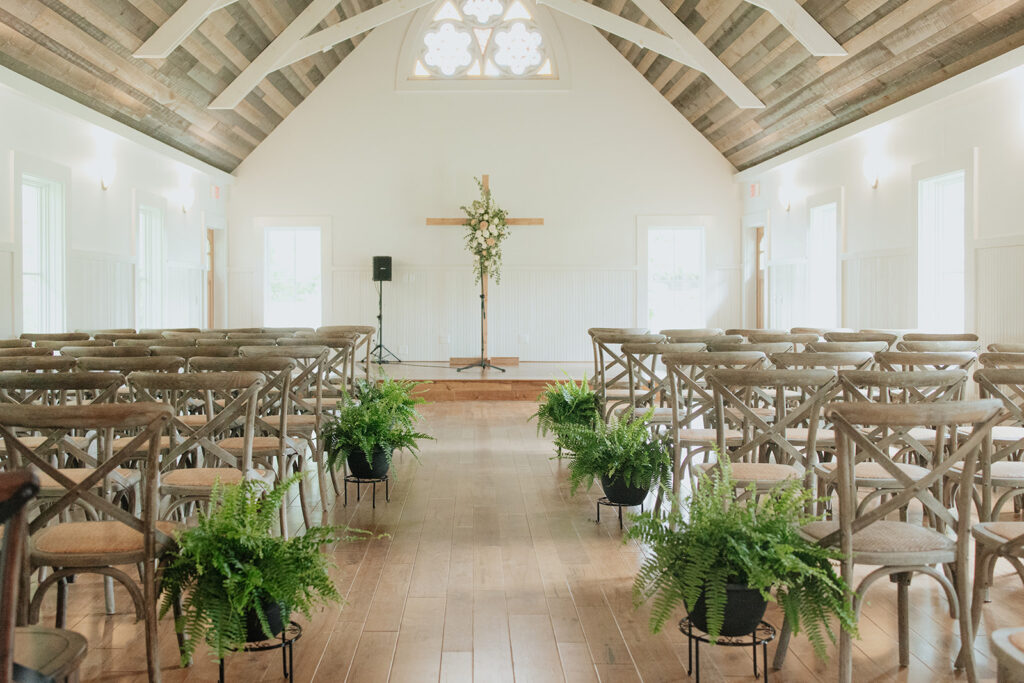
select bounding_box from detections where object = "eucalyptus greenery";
[529,375,601,447]
[323,375,432,472]
[461,176,510,283]
[555,409,670,495]
[159,475,364,664]
[626,461,857,657]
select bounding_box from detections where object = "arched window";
[411,0,556,80]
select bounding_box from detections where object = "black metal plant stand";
[596,498,643,530]
[457,277,504,373]
[370,280,401,364]
[678,617,776,683]
[218,621,303,683]
[343,474,390,508]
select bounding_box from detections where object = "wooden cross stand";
[426,175,543,371]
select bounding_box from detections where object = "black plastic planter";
[687,584,768,637]
[347,446,391,479]
[599,474,649,506]
[245,599,285,642]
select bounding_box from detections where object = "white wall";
[738,48,1024,347]
[0,68,230,336]
[228,10,742,361]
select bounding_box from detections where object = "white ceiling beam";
[134,0,238,59]
[275,0,436,69]
[209,0,342,109]
[540,0,763,108]
[745,0,846,56]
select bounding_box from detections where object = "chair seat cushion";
[0,436,85,452]
[33,520,180,556]
[288,415,319,425]
[217,436,282,453]
[801,520,954,561]
[37,467,139,491]
[818,460,930,484]
[676,428,744,445]
[699,462,799,483]
[111,436,175,453]
[177,414,209,427]
[974,521,1024,548]
[163,467,273,487]
[14,626,89,678]
[784,428,836,446]
[1010,630,1024,655]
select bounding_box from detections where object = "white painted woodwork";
[745,0,846,57]
[541,0,763,108]
[133,0,239,59]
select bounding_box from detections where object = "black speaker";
[372,256,392,282]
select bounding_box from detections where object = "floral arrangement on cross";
[461,177,510,283]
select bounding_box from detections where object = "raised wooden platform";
[414,379,548,401]
[373,361,586,401]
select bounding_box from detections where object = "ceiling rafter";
[539,0,764,108]
[744,0,846,56]
[133,0,239,59]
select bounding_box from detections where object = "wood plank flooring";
[43,401,1024,681]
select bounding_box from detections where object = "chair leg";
[771,616,791,670]
[104,575,116,614]
[894,572,911,667]
[142,556,161,682]
[55,575,68,629]
[296,471,314,531]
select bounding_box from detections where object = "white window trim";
[396,0,571,91]
[635,215,710,330]
[911,149,977,333]
[13,152,70,335]
[255,216,332,328]
[133,191,167,330]
[806,187,844,327]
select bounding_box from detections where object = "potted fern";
[159,475,362,664]
[529,375,600,452]
[324,375,432,479]
[627,462,857,656]
[555,410,669,506]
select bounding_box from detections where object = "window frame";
[257,216,331,329]
[805,187,845,328]
[636,215,710,331]
[134,194,166,330]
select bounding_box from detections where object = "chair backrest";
[658,328,723,342]
[790,327,831,336]
[199,339,277,348]
[0,469,39,682]
[95,333,163,342]
[822,400,1003,547]
[0,340,32,349]
[143,328,201,334]
[34,339,112,351]
[590,333,665,414]
[989,343,1024,353]
[769,351,873,371]
[150,346,236,368]
[0,348,54,358]
[262,327,314,335]
[979,352,1024,369]
[747,333,818,351]
[824,331,898,348]
[706,341,794,355]
[902,333,979,342]
[115,337,195,348]
[290,335,357,392]
[0,371,124,410]
[76,356,185,375]
[61,346,149,358]
[724,328,788,337]
[707,368,838,484]
[620,342,705,411]
[662,351,768,431]
[806,340,889,354]
[0,403,174,557]
[0,358,76,373]
[897,340,979,353]
[226,332,282,341]
[161,331,225,341]
[838,369,967,405]
[875,351,977,373]
[205,328,261,335]
[19,333,89,342]
[240,345,327,424]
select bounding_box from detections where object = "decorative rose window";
[414,0,555,79]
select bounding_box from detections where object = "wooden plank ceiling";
[1,0,1023,172]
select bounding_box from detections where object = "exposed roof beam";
[134,0,238,59]
[275,0,436,68]
[540,0,763,108]
[210,0,341,109]
[745,0,846,56]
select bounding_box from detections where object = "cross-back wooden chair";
[662,351,768,498]
[591,333,665,419]
[60,346,149,359]
[150,345,236,370]
[618,342,705,425]
[0,348,54,358]
[76,357,185,404]
[34,340,111,351]
[980,352,1024,369]
[824,331,899,349]
[705,341,794,356]
[126,371,268,522]
[967,369,1024,522]
[769,351,874,371]
[240,345,330,528]
[970,522,1024,674]
[0,340,32,349]
[801,399,1003,683]
[876,351,978,373]
[19,334,88,344]
[706,368,838,500]
[898,340,980,353]
[290,335,357,399]
[0,358,76,374]
[316,326,377,381]
[747,332,819,351]
[586,327,645,381]
[0,402,176,683]
[657,328,723,342]
[806,340,889,355]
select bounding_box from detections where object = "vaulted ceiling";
[1,0,1022,173]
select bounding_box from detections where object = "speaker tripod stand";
[457,274,504,372]
[370,279,401,364]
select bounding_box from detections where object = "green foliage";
[555,409,670,495]
[159,475,365,664]
[626,461,858,657]
[323,374,433,472]
[529,375,600,446]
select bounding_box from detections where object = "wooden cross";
[425,174,544,368]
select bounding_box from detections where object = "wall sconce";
[863,153,881,189]
[177,185,195,213]
[97,158,116,191]
[778,187,793,212]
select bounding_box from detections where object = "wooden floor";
[47,401,1024,682]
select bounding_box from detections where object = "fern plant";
[529,375,600,447]
[555,409,670,495]
[323,375,432,472]
[159,475,367,664]
[626,461,857,658]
